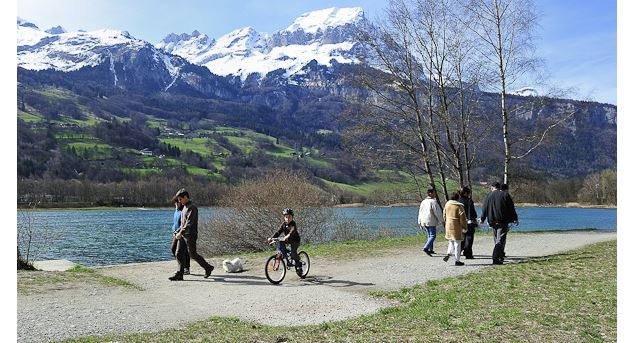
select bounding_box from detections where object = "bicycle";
[264,237,310,284]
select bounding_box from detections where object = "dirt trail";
[17,231,616,342]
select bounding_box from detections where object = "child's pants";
[447,240,462,262]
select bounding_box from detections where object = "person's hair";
[460,186,471,197]
[491,182,501,189]
[427,188,436,196]
[172,197,179,204]
[177,190,189,198]
[450,191,461,201]
[501,183,509,191]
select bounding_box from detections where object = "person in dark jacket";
[480,182,518,264]
[268,208,302,275]
[169,188,214,281]
[458,186,478,259]
[170,197,190,275]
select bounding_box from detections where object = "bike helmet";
[282,208,294,216]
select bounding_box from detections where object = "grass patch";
[159,137,226,157]
[61,239,616,342]
[18,265,142,295]
[18,109,43,123]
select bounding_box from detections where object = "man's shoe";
[443,255,450,262]
[204,265,214,278]
[465,256,475,260]
[168,273,183,281]
[455,261,465,266]
[492,260,503,265]
[183,268,190,275]
[424,249,433,257]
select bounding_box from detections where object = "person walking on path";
[480,182,518,265]
[169,188,214,281]
[458,186,478,259]
[442,191,468,266]
[418,188,444,256]
[170,197,190,275]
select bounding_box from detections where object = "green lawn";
[17,110,43,123]
[60,238,616,342]
[159,137,227,157]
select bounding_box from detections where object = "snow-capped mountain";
[156,7,366,80]
[155,30,216,65]
[45,25,67,35]
[16,19,235,97]
[511,87,539,97]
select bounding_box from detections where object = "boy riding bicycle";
[268,208,303,275]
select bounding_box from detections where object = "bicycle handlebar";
[268,237,283,245]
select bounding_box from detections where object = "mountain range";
[16,8,617,190]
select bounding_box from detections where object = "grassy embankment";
[17,265,142,295]
[54,236,615,343]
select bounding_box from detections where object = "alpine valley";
[16,7,616,206]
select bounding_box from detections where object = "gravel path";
[17,231,616,342]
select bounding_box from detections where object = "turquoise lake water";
[17,206,616,266]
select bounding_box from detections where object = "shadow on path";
[302,275,375,288]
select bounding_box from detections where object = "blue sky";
[16,0,617,104]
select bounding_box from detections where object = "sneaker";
[455,261,465,266]
[204,265,214,278]
[183,268,190,275]
[423,249,432,257]
[168,273,183,281]
[443,255,450,262]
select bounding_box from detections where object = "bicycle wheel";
[265,254,286,284]
[297,251,310,278]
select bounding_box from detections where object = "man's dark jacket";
[480,190,518,226]
[179,200,198,237]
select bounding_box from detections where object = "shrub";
[198,169,338,255]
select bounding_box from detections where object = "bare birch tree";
[460,0,556,184]
[347,0,488,201]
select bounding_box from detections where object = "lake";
[17,206,616,266]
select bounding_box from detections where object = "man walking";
[418,188,444,256]
[170,197,190,275]
[480,182,518,265]
[169,188,214,281]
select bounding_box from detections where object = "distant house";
[139,148,153,156]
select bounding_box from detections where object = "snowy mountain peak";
[284,7,364,34]
[17,17,39,30]
[214,26,266,51]
[511,87,539,97]
[156,30,216,65]
[45,25,67,35]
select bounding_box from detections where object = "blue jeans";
[276,241,301,270]
[423,226,437,251]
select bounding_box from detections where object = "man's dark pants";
[176,234,212,274]
[171,235,190,270]
[491,224,509,263]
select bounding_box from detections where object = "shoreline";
[18,202,616,211]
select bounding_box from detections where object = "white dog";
[222,257,244,273]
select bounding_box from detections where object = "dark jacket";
[272,220,300,243]
[459,196,478,228]
[480,190,518,226]
[178,200,198,236]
